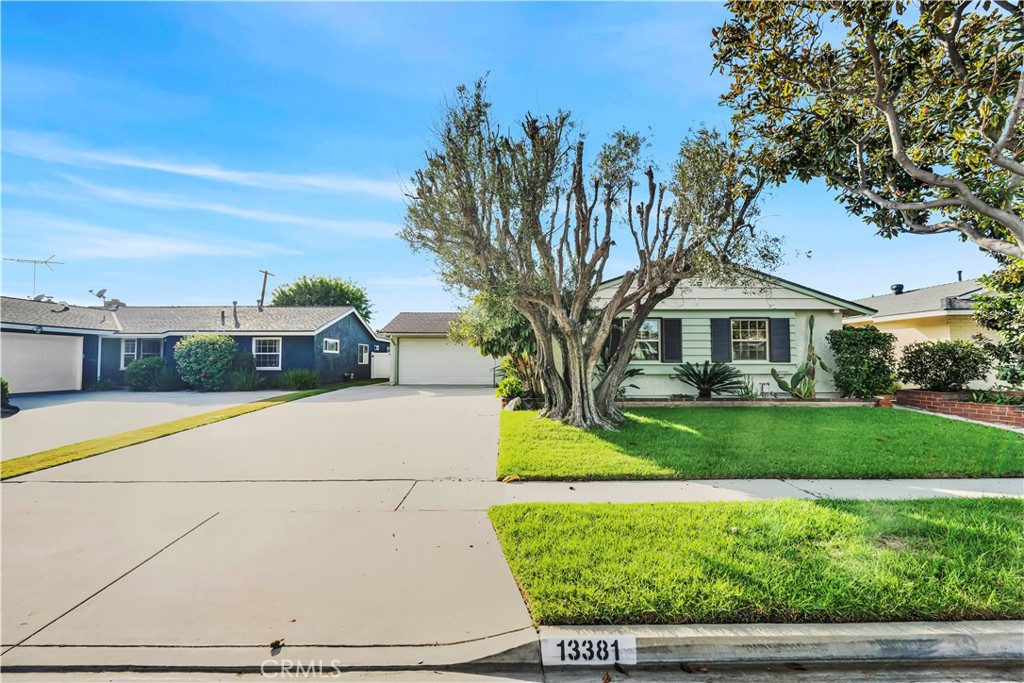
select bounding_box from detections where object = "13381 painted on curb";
[541,636,638,666]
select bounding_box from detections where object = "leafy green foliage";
[772,315,830,399]
[453,294,539,395]
[84,378,119,392]
[713,2,1023,259]
[498,408,1023,481]
[974,261,1024,344]
[898,340,991,391]
[496,375,525,400]
[826,325,898,398]
[278,369,319,390]
[173,334,240,392]
[151,367,186,391]
[971,389,1024,406]
[0,377,9,406]
[490,498,1024,624]
[124,356,170,392]
[271,275,374,321]
[226,368,264,391]
[672,361,745,399]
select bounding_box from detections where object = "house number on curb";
[540,637,638,666]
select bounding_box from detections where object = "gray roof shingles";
[0,296,120,331]
[379,312,459,335]
[0,297,353,334]
[853,279,984,318]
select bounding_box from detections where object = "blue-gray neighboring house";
[0,296,389,394]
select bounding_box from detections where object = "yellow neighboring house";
[844,278,1000,352]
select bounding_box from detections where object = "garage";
[0,332,83,393]
[380,312,499,386]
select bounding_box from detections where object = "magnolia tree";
[402,81,779,429]
[713,1,1023,259]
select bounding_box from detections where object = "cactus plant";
[771,315,831,399]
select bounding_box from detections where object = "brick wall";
[896,390,1024,428]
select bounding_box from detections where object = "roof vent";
[891,284,904,295]
[221,310,226,325]
[957,270,963,282]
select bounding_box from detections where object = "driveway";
[1,384,532,670]
[1,389,287,460]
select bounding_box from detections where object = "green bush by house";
[826,325,897,398]
[173,334,239,391]
[279,368,318,390]
[898,339,991,391]
[124,356,170,391]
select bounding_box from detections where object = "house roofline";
[844,308,978,325]
[0,322,119,336]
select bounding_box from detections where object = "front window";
[121,339,163,369]
[323,338,340,354]
[121,339,137,369]
[631,319,661,361]
[139,339,162,359]
[732,319,768,361]
[358,344,369,365]
[253,337,282,370]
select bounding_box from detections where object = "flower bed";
[617,398,875,408]
[896,389,1024,428]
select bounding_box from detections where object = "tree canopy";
[270,275,374,321]
[402,79,779,428]
[713,1,1024,259]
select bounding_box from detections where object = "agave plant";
[771,315,831,399]
[673,361,746,399]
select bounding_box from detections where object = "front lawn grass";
[489,498,1024,625]
[498,408,1024,480]
[0,379,384,480]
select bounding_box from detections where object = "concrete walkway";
[2,384,1021,672]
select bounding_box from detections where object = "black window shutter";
[607,318,624,356]
[710,318,732,362]
[769,318,791,362]
[662,318,682,363]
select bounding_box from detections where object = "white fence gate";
[370,352,391,380]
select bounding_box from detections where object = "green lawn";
[498,408,1024,480]
[488,498,1024,625]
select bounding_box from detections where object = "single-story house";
[844,278,999,352]
[380,312,500,386]
[0,296,389,394]
[381,274,875,397]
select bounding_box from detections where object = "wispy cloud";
[5,177,400,238]
[3,131,404,201]
[4,211,300,260]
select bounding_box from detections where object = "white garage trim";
[393,336,497,386]
[0,332,84,394]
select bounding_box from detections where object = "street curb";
[530,621,1024,667]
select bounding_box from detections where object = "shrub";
[973,335,1024,389]
[673,361,746,399]
[1,377,9,406]
[84,378,119,392]
[825,325,898,398]
[496,374,524,400]
[152,367,186,391]
[898,340,991,391]
[124,356,170,391]
[226,368,265,391]
[173,334,239,391]
[278,369,319,390]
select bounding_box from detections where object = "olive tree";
[713,1,1023,259]
[402,80,778,429]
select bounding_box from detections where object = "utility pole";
[3,255,63,297]
[257,269,275,310]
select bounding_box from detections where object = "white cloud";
[7,177,400,238]
[3,131,404,201]
[4,211,300,260]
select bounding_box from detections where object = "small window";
[358,343,369,365]
[732,319,768,361]
[139,339,162,359]
[121,339,137,369]
[322,338,340,354]
[253,337,282,370]
[631,319,661,361]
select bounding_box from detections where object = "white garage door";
[398,337,497,385]
[0,332,83,394]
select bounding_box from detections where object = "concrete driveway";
[1,389,287,460]
[1,384,532,670]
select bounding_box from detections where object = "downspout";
[97,337,103,380]
[392,338,399,385]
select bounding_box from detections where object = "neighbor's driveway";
[1,389,287,460]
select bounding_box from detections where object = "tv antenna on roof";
[3,255,63,297]
[257,269,275,311]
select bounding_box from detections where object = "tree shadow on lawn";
[584,407,1024,479]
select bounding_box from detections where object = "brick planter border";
[617,399,875,408]
[895,390,1024,428]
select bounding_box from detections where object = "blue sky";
[1,2,995,326]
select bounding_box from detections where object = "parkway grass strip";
[488,497,1024,626]
[0,379,385,480]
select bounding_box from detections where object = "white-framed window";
[322,338,340,354]
[121,338,162,369]
[731,319,768,361]
[631,319,661,361]
[357,343,369,365]
[253,337,282,370]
